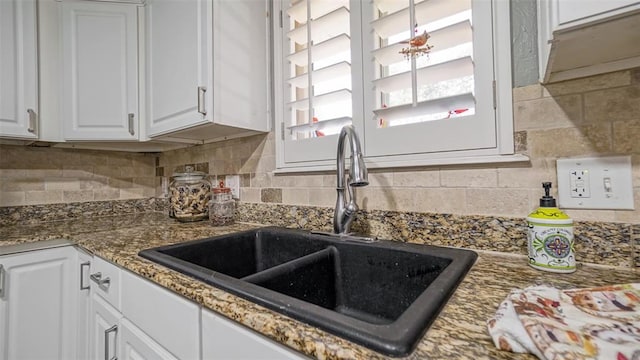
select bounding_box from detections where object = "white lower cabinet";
[0,246,307,360]
[88,255,179,360]
[89,294,122,360]
[0,246,83,360]
[90,294,177,360]
[121,269,200,360]
[120,318,179,360]
[202,309,307,360]
[77,249,93,360]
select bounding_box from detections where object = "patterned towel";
[487,283,640,360]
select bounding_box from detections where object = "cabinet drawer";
[121,270,199,360]
[90,256,121,309]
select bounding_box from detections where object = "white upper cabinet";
[554,0,639,27]
[145,0,270,141]
[145,0,209,137]
[61,1,140,140]
[538,0,640,83]
[0,0,38,139]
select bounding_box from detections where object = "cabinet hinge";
[279,10,283,28]
[492,80,497,110]
[280,122,285,141]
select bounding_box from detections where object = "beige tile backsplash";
[0,147,156,206]
[1,69,639,224]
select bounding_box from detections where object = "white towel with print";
[487,283,640,360]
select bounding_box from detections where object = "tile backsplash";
[0,146,157,206]
[1,68,639,226]
[159,68,640,224]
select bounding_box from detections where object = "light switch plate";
[556,156,634,210]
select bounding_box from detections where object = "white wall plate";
[556,156,634,210]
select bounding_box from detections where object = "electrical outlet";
[557,156,634,210]
[569,170,590,198]
[224,175,240,199]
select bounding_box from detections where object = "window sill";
[273,153,531,174]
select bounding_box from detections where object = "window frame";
[274,0,522,173]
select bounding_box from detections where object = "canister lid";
[212,180,231,194]
[172,166,206,181]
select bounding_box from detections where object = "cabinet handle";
[80,261,90,290]
[128,113,135,136]
[90,272,111,291]
[104,324,118,360]
[0,265,5,299]
[27,109,37,134]
[197,86,207,115]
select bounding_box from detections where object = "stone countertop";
[1,212,638,360]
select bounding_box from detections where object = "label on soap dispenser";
[527,209,575,273]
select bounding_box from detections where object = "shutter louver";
[371,0,475,127]
[284,0,352,143]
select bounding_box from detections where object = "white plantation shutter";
[362,0,497,157]
[274,0,514,170]
[282,0,354,163]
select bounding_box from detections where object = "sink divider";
[242,246,340,286]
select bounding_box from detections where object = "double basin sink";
[139,227,477,356]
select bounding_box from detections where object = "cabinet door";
[556,0,638,27]
[201,309,307,360]
[76,250,92,360]
[0,0,38,139]
[0,247,77,360]
[89,294,122,360]
[61,1,139,140]
[145,0,211,137]
[121,269,200,360]
[119,319,178,360]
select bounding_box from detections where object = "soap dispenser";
[526,182,575,273]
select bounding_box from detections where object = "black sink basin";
[139,227,477,356]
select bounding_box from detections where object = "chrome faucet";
[334,125,368,234]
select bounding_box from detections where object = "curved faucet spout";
[334,125,368,234]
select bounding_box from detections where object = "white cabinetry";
[0,246,307,360]
[0,0,38,139]
[88,256,181,360]
[89,294,122,360]
[553,0,638,27]
[0,246,82,360]
[121,269,200,360]
[119,318,179,360]
[538,0,640,83]
[202,308,306,360]
[77,249,92,360]
[145,0,270,141]
[61,1,141,140]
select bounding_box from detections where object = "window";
[274,0,515,171]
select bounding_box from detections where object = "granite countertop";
[1,212,638,359]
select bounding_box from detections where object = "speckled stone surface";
[3,199,635,268]
[236,203,637,268]
[0,198,167,226]
[0,212,637,359]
